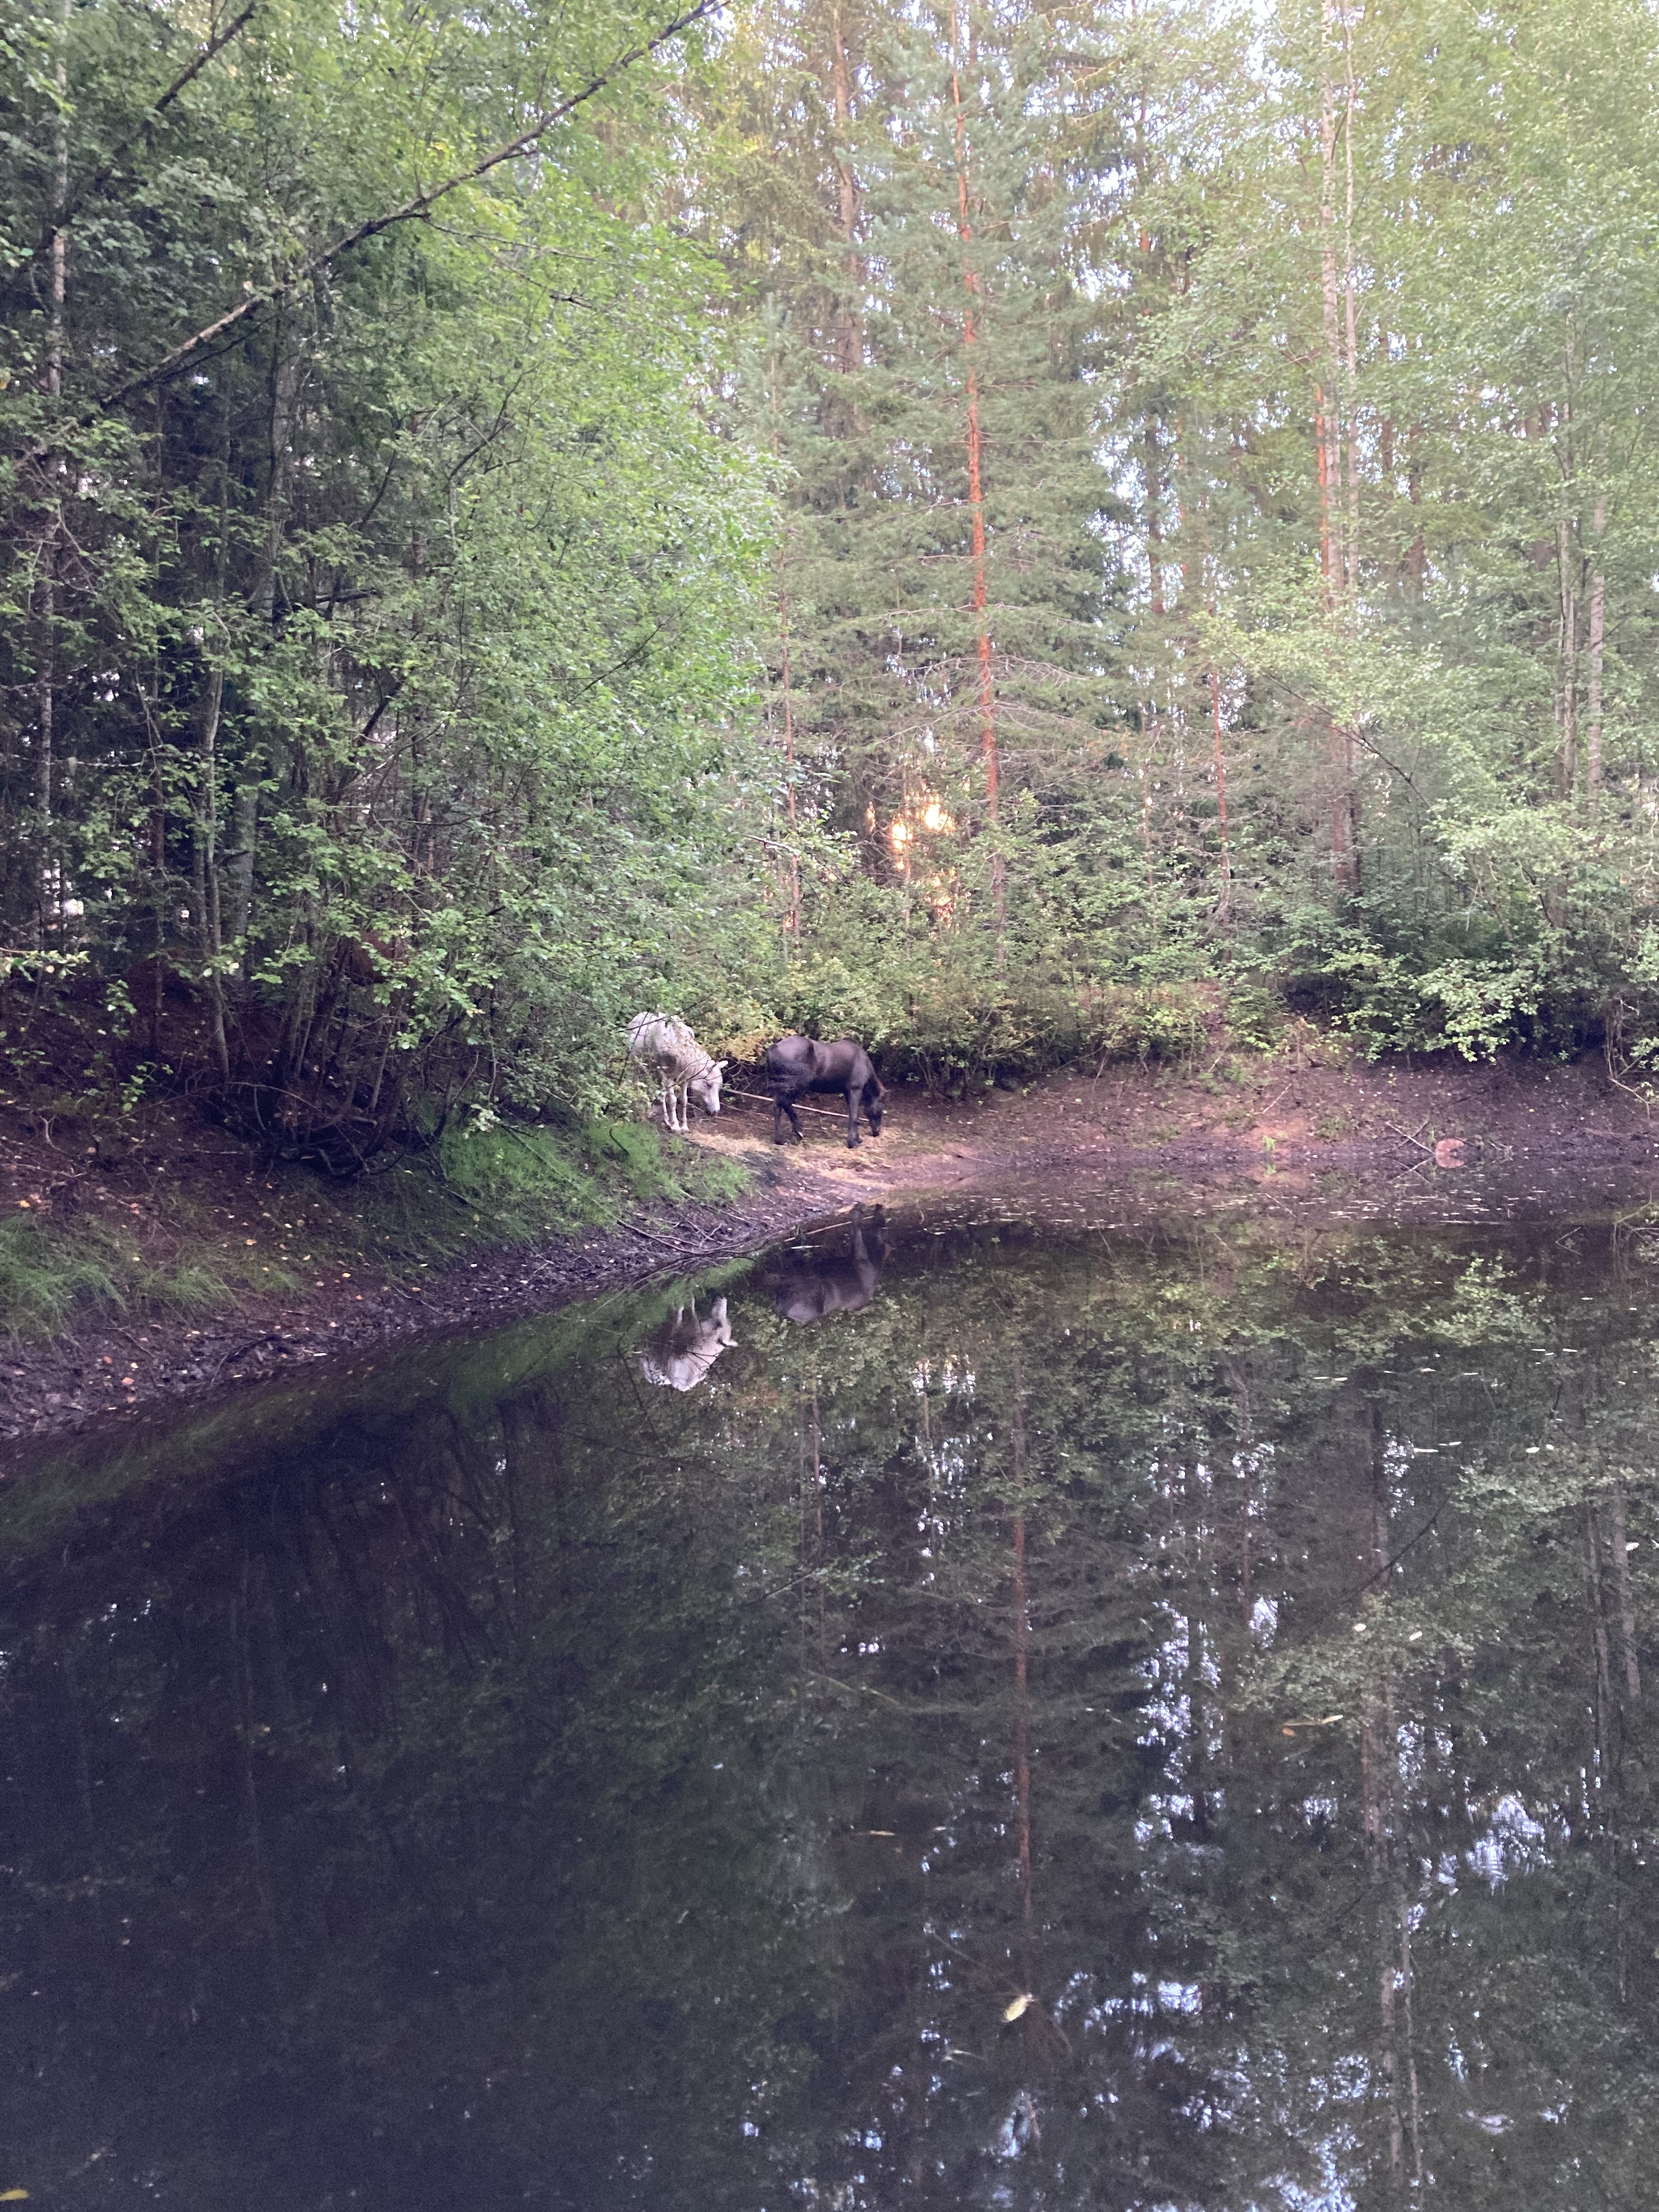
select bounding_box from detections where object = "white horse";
[627,1012,726,1133]
[637,1296,736,1392]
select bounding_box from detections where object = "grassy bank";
[0,1111,748,1346]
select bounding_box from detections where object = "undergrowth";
[0,1215,239,1342]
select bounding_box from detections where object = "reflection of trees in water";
[3,1218,1659,2205]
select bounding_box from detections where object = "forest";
[5,0,1659,1154]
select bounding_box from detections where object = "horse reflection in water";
[636,1295,736,1391]
[770,1209,890,1325]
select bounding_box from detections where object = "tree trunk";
[33,0,71,944]
[1319,2,1357,889]
[1406,425,1425,595]
[828,0,863,378]
[1587,493,1606,813]
[193,661,230,1078]
[230,332,303,965]
[768,348,802,940]
[193,417,233,1079]
[1318,1,1343,600]
[1313,383,1334,596]
[1611,1480,1641,1702]
[1341,0,1360,592]
[1210,667,1231,921]
[1558,512,1579,800]
[949,0,1003,944]
[1009,1354,1032,1929]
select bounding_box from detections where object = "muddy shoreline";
[5,1048,1659,1454]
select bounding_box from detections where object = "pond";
[3,1176,1659,2210]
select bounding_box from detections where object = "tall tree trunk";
[1611,1480,1641,1702]
[828,0,863,377]
[1210,667,1231,921]
[193,411,233,1079]
[949,0,1003,943]
[33,0,71,944]
[1009,1354,1032,1929]
[1314,383,1333,591]
[1406,424,1425,595]
[1317,3,1343,600]
[1558,512,1579,800]
[193,660,230,1079]
[230,334,302,958]
[769,347,802,940]
[1587,493,1606,814]
[1341,0,1360,592]
[1319,0,1357,889]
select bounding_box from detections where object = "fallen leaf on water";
[1,2190,30,2201]
[1002,1993,1037,2023]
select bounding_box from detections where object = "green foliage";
[679,0,1659,1085]
[1,0,766,1152]
[15,0,1659,1156]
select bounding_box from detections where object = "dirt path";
[705,1045,1659,1187]
[5,1047,1656,1455]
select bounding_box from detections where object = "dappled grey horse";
[636,1296,736,1392]
[627,1012,726,1133]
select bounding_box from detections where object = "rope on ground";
[722,1086,850,1121]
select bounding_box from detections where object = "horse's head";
[690,1059,727,1116]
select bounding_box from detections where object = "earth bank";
[4,1043,1656,1452]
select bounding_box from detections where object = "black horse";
[770,1209,890,1323]
[766,1034,885,1148]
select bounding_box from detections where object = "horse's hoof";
[847,1137,861,1149]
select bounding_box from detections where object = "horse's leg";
[844,1087,861,1147]
[783,1094,805,1143]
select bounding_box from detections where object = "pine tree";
[715,0,1132,1001]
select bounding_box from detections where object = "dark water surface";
[6,1177,1659,2209]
